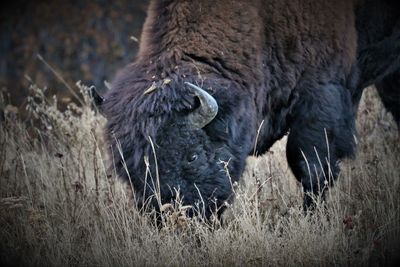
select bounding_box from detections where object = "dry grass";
[0,84,399,266]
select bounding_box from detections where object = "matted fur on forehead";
[103,72,202,178]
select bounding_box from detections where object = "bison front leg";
[375,71,400,128]
[286,83,356,210]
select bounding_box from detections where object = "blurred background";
[0,0,149,110]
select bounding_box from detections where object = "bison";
[99,0,400,217]
[353,0,400,126]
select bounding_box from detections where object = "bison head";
[104,77,254,218]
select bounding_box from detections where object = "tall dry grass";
[0,84,399,266]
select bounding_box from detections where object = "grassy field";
[0,84,399,266]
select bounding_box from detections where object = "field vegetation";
[0,84,399,266]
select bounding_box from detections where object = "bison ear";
[89,87,105,106]
[184,82,219,128]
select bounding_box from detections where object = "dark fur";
[103,0,398,215]
[375,72,400,127]
[353,0,400,126]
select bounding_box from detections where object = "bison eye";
[188,154,198,163]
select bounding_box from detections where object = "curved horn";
[184,82,218,128]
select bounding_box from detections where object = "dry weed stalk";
[0,86,398,266]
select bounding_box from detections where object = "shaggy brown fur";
[102,0,397,214]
